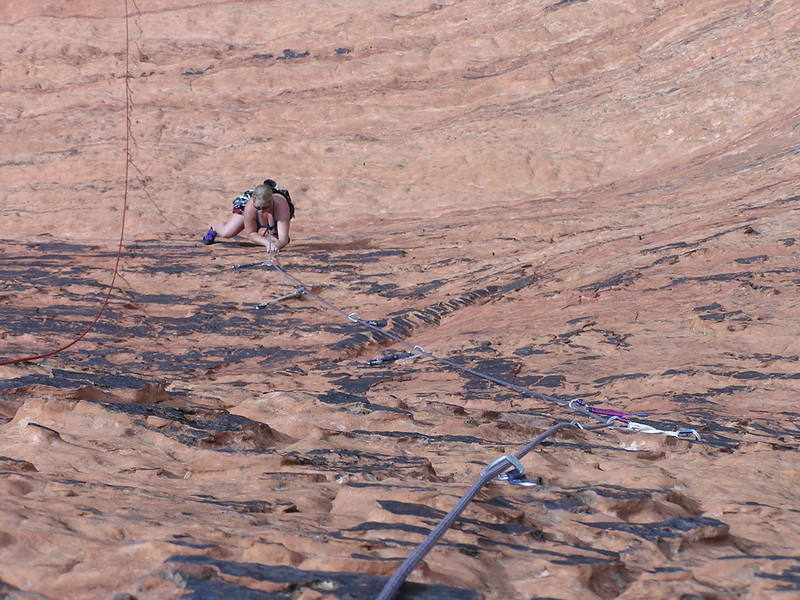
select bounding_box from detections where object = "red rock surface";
[1,1,799,599]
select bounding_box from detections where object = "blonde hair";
[252,184,270,203]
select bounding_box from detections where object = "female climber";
[202,179,294,253]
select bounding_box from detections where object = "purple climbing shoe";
[202,228,217,245]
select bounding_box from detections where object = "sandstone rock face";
[1,1,799,599]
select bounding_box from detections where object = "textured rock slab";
[1,1,800,600]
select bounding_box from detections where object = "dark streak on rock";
[581,516,729,558]
[579,270,641,292]
[640,224,751,255]
[161,555,480,599]
[181,65,213,76]
[545,0,590,12]
[281,449,439,480]
[0,370,154,391]
[277,49,310,60]
[735,255,768,265]
[594,373,648,385]
[317,390,411,414]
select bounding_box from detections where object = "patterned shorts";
[232,190,253,214]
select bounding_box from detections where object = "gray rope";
[256,287,306,309]
[235,256,697,599]
[265,260,610,425]
[375,421,610,600]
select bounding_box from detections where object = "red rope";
[0,1,131,367]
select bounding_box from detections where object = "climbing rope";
[242,256,701,440]
[376,421,611,600]
[0,0,132,367]
[235,242,703,600]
